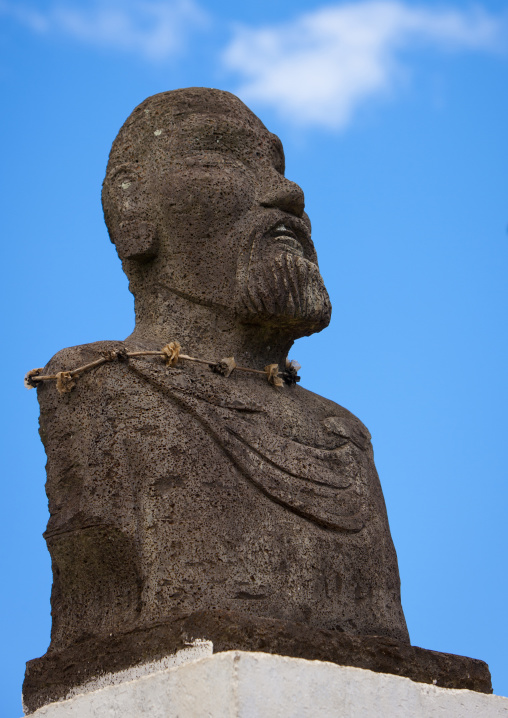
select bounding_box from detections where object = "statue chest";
[115,361,374,533]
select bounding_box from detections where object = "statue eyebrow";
[272,136,284,156]
[172,121,286,172]
[271,135,285,173]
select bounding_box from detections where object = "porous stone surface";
[27,651,508,718]
[23,88,489,711]
[23,610,492,711]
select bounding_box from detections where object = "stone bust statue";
[25,88,489,712]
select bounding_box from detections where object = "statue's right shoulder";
[43,340,128,375]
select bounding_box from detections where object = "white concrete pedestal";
[27,650,508,717]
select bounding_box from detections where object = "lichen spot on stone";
[154,129,163,136]
[121,181,131,190]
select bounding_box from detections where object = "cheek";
[154,169,256,305]
[159,169,255,233]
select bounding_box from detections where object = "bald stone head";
[102,88,331,339]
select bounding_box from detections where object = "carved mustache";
[255,211,316,265]
[268,224,305,258]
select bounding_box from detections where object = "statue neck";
[127,290,295,370]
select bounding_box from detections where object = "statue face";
[109,99,331,336]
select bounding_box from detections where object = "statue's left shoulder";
[294,385,372,452]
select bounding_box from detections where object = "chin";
[238,251,332,335]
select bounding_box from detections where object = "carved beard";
[239,250,331,333]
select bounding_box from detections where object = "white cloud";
[1,0,208,60]
[222,1,505,129]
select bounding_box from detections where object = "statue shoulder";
[296,385,372,451]
[43,340,129,375]
[35,340,139,437]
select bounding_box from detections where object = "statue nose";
[258,174,305,218]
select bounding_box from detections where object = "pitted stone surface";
[23,88,489,711]
[23,610,492,710]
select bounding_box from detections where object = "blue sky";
[2,1,507,715]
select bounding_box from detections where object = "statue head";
[102,88,331,341]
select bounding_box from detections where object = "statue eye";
[186,152,246,170]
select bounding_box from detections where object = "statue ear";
[104,165,159,263]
